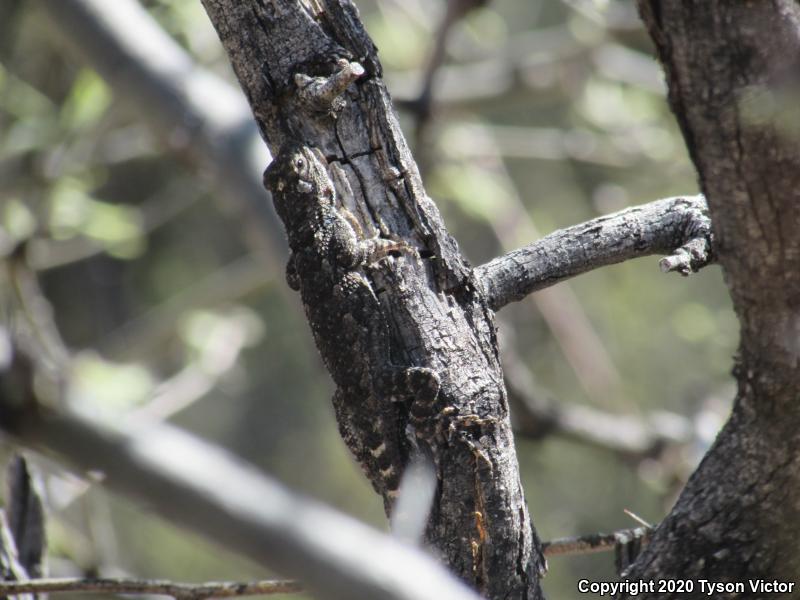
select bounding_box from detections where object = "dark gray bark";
[618,2,800,594]
[198,1,544,597]
[476,195,713,311]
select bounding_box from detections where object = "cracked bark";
[618,2,800,594]
[199,1,544,598]
[476,195,713,311]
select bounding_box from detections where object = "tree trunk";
[622,2,800,594]
[199,1,545,598]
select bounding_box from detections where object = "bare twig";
[542,525,653,558]
[444,122,648,167]
[0,577,301,599]
[28,181,200,272]
[0,520,653,599]
[0,524,655,599]
[404,12,629,397]
[477,195,714,311]
[392,33,661,110]
[6,248,70,371]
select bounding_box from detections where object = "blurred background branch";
[503,341,695,460]
[0,344,481,600]
[33,0,282,268]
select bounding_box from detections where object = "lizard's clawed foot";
[404,367,440,403]
[362,236,418,265]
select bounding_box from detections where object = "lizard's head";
[264,143,335,228]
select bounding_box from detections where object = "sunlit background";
[0,0,737,598]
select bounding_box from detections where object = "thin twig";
[0,577,301,599]
[28,180,200,272]
[99,253,269,360]
[0,528,656,600]
[0,523,653,599]
[542,526,653,558]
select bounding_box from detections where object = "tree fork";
[619,2,800,593]
[199,1,545,598]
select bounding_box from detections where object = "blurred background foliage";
[0,0,736,598]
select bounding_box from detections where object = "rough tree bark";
[3,1,763,596]
[198,2,546,598]
[193,2,732,597]
[618,2,800,594]
[477,195,712,310]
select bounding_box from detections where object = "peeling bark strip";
[199,1,544,597]
[476,195,713,311]
[622,2,800,594]
[4,456,45,580]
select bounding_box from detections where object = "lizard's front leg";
[359,235,418,266]
[330,207,417,268]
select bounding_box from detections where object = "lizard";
[263,142,441,511]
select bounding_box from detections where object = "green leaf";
[2,199,36,241]
[69,352,155,410]
[60,69,112,131]
[48,177,146,258]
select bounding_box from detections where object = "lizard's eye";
[293,156,306,172]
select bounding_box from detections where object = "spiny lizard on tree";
[263,143,441,511]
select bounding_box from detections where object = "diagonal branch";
[0,522,654,598]
[476,195,714,311]
[0,352,480,600]
[0,253,477,600]
[503,347,693,459]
